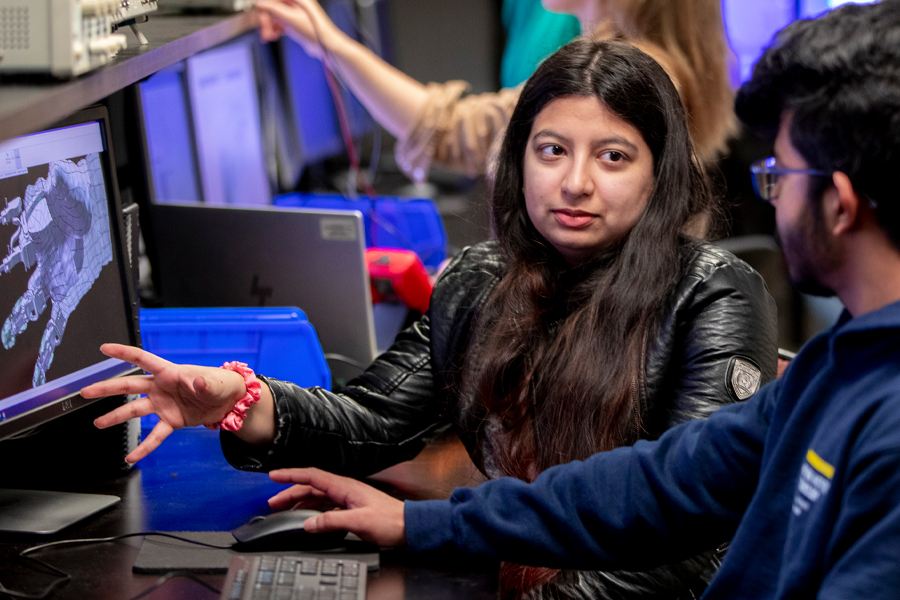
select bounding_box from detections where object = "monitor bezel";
[0,105,142,442]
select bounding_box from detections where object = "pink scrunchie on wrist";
[205,361,262,432]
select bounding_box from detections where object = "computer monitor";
[137,63,203,205]
[0,106,142,533]
[724,0,882,83]
[279,38,345,166]
[279,0,375,167]
[137,36,303,206]
[150,203,378,386]
[798,0,881,18]
[325,0,376,140]
[184,33,273,206]
[723,0,796,83]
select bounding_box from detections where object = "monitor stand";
[0,489,119,535]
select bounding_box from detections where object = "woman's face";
[523,95,654,265]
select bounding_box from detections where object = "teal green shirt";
[501,0,580,88]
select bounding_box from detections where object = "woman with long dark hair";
[87,40,777,599]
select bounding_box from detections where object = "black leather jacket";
[223,240,778,478]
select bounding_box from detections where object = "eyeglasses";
[750,157,830,202]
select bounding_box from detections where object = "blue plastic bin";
[139,307,331,430]
[273,192,448,270]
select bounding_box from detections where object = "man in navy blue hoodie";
[266,1,900,597]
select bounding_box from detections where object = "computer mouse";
[231,509,349,552]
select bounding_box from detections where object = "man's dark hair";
[736,0,900,247]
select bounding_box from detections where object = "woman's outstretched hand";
[268,468,406,547]
[81,343,249,463]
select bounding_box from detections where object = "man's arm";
[405,383,778,570]
[818,427,900,599]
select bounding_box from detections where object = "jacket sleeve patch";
[727,356,762,400]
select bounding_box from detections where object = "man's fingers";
[305,508,361,534]
[82,374,154,400]
[100,343,172,375]
[269,468,356,507]
[268,484,318,510]
[93,395,155,428]
[124,420,173,463]
[306,507,405,547]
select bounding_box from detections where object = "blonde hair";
[594,0,736,163]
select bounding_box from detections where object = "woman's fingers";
[99,343,172,375]
[82,373,154,401]
[124,420,174,463]
[258,7,281,41]
[93,394,155,429]
[256,0,309,33]
[256,0,332,56]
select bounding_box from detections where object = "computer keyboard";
[220,554,366,600]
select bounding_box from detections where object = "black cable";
[0,532,232,600]
[297,0,377,199]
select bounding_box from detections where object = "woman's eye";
[603,150,625,162]
[540,144,564,157]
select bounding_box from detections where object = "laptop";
[149,203,378,384]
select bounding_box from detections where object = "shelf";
[0,10,259,142]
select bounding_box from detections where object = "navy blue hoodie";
[406,300,900,599]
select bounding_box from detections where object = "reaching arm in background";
[256,0,428,141]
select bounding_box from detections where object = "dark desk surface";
[0,427,498,600]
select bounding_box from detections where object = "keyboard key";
[273,589,292,600]
[279,559,298,573]
[259,557,278,571]
[251,585,272,600]
[228,581,243,600]
[300,560,319,575]
[319,589,336,600]
[257,571,273,585]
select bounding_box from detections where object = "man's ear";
[830,171,862,235]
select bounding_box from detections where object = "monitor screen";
[0,107,140,441]
[185,34,272,206]
[280,0,375,167]
[326,0,375,140]
[798,0,881,18]
[138,64,203,204]
[725,0,883,83]
[280,37,346,165]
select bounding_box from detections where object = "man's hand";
[269,468,406,547]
